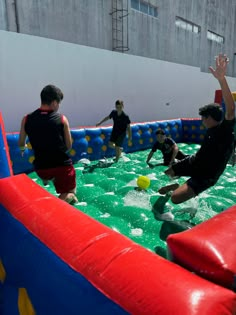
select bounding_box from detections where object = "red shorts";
[36,165,76,194]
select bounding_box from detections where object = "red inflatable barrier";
[214,89,222,104]
[0,174,236,314]
[167,206,236,290]
[0,112,13,178]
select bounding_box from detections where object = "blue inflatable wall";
[6,118,206,175]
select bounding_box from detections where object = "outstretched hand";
[209,54,229,81]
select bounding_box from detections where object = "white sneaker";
[175,207,197,219]
[154,211,174,221]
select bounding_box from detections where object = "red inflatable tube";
[214,89,223,104]
[0,174,236,314]
[167,205,236,290]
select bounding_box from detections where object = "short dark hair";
[199,103,223,122]
[40,85,64,105]
[155,129,165,135]
[115,100,124,106]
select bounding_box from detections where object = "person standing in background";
[96,100,132,162]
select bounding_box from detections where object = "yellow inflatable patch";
[18,288,36,315]
[0,259,6,283]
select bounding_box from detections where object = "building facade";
[1,0,236,75]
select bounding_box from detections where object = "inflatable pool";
[28,144,236,254]
[0,112,236,314]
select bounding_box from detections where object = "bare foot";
[65,193,78,204]
[42,180,49,186]
[59,193,78,204]
[158,183,179,195]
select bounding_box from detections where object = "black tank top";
[25,108,72,169]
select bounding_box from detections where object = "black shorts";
[172,156,217,195]
[186,177,217,195]
[110,131,126,147]
[171,155,194,177]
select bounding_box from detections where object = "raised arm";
[96,115,110,127]
[209,54,235,120]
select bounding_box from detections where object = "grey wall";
[2,0,113,50]
[1,0,236,76]
[1,31,236,132]
[129,0,236,75]
[0,0,7,29]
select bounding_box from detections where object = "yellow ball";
[137,176,150,190]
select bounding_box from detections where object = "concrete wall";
[1,30,236,132]
[0,0,236,76]
[129,0,236,75]
[0,0,7,30]
[2,0,113,50]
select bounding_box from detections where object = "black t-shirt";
[152,137,175,158]
[109,110,131,134]
[191,118,235,179]
[25,108,72,169]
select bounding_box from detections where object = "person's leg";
[42,179,49,186]
[158,183,180,195]
[152,192,174,221]
[165,166,175,178]
[37,166,77,204]
[114,145,122,162]
[176,150,188,161]
[163,160,170,166]
[54,165,78,204]
[170,183,196,204]
[108,141,115,149]
[171,177,215,204]
[158,182,195,204]
[36,169,53,186]
[159,156,194,193]
[109,130,117,151]
[112,133,125,162]
[108,141,118,161]
[59,189,78,204]
[229,141,236,166]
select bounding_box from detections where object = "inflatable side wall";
[1,113,236,314]
[167,205,236,290]
[0,174,236,315]
[7,118,205,175]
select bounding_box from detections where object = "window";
[207,31,224,44]
[175,17,200,34]
[131,0,158,18]
[140,2,148,14]
[131,0,139,11]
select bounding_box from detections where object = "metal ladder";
[111,0,129,52]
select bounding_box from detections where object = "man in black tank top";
[18,85,77,204]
